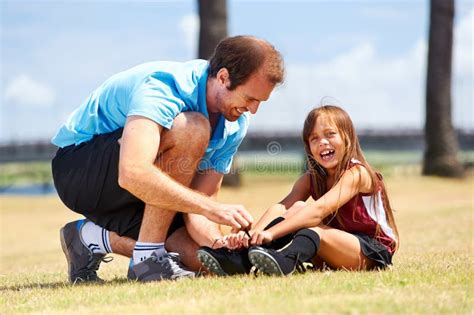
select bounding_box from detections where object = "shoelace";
[252,266,260,277]
[74,254,113,283]
[87,254,113,271]
[154,252,186,274]
[289,253,309,274]
[168,252,187,271]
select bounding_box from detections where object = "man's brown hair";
[208,35,284,90]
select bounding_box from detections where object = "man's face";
[214,68,275,121]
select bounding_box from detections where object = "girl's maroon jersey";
[310,159,397,254]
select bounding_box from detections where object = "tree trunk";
[198,0,241,186]
[198,0,228,59]
[423,0,464,177]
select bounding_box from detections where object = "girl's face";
[308,115,345,175]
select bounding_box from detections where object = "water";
[0,183,56,195]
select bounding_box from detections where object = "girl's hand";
[211,237,228,249]
[222,231,250,249]
[250,230,273,245]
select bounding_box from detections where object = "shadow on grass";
[1,268,388,292]
[0,277,131,292]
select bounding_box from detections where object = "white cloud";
[179,13,199,59]
[454,8,473,78]
[252,8,473,131]
[4,75,56,108]
[453,8,473,129]
[254,40,425,131]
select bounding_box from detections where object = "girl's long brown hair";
[302,105,399,249]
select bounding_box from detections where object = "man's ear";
[216,68,231,87]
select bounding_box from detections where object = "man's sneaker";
[196,246,252,276]
[60,220,111,283]
[127,252,195,282]
[248,246,304,276]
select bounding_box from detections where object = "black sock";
[263,216,285,230]
[280,229,320,262]
[263,217,294,250]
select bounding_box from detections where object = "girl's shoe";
[196,246,252,276]
[248,246,303,276]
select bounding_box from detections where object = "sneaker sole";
[248,248,285,276]
[59,226,73,283]
[196,249,228,276]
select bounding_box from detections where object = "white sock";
[133,242,166,263]
[79,220,112,254]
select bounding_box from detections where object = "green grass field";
[1,171,473,314]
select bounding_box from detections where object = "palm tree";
[198,0,228,59]
[197,0,240,186]
[423,0,464,177]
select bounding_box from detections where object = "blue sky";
[1,0,472,143]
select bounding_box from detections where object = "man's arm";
[118,116,252,229]
[184,170,226,247]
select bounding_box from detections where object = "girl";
[197,105,399,276]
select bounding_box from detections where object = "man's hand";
[250,230,273,245]
[204,203,254,231]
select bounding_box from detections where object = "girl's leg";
[249,223,376,276]
[310,224,375,270]
[249,228,320,275]
[310,254,327,270]
[261,201,308,249]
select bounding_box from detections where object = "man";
[51,35,284,283]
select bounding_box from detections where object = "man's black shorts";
[51,128,184,240]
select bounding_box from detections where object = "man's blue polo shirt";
[51,60,249,174]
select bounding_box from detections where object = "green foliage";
[0,162,52,186]
[1,151,473,186]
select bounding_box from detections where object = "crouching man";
[51,35,284,283]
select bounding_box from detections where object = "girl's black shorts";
[353,233,393,269]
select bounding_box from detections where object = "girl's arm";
[251,172,312,232]
[251,165,372,244]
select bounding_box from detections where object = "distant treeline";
[240,130,474,152]
[0,130,473,163]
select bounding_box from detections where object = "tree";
[198,0,241,186]
[198,0,228,59]
[423,0,464,177]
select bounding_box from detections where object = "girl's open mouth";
[320,149,335,161]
